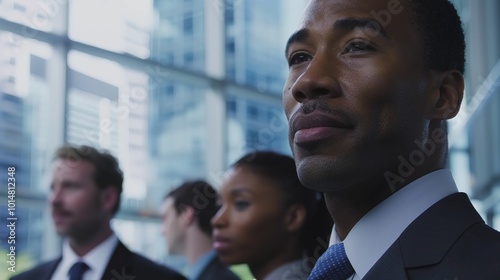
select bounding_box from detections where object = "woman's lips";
[213,235,231,251]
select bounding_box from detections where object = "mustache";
[52,207,72,216]
[290,101,353,123]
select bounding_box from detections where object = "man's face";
[283,0,437,192]
[49,159,108,240]
[160,197,186,255]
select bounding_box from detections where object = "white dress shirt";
[328,169,458,280]
[51,233,119,280]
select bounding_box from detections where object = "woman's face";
[211,166,290,265]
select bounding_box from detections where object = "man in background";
[161,180,240,280]
[12,145,185,280]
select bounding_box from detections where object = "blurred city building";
[0,0,307,277]
[448,0,500,227]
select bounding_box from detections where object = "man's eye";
[234,200,250,210]
[342,41,375,54]
[64,184,79,189]
[288,53,311,66]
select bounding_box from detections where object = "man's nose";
[289,55,341,103]
[49,187,62,206]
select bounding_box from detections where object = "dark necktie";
[308,243,355,280]
[68,261,90,280]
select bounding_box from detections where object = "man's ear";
[284,203,307,233]
[180,206,196,227]
[431,70,464,120]
[100,186,119,214]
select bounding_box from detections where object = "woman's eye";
[343,41,375,54]
[288,52,311,66]
[234,200,250,210]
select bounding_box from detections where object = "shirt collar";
[189,250,216,280]
[61,233,119,279]
[330,169,458,278]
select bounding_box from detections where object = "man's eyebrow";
[285,18,389,55]
[334,17,389,38]
[285,28,309,55]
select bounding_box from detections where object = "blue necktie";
[68,261,89,280]
[308,243,355,280]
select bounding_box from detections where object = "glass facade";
[0,31,55,194]
[151,0,205,71]
[225,0,286,93]
[449,0,500,229]
[0,1,308,279]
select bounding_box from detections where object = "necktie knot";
[68,261,89,280]
[308,243,354,280]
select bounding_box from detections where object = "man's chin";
[295,156,350,192]
[296,155,328,179]
[53,224,76,237]
[55,228,70,237]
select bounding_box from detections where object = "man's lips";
[52,210,71,223]
[291,112,352,145]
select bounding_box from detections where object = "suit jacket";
[10,241,186,280]
[196,254,240,280]
[364,193,500,280]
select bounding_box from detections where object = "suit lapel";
[43,258,62,280]
[398,193,483,268]
[363,241,407,280]
[100,241,135,280]
[364,193,484,279]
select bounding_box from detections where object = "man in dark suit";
[160,180,240,280]
[283,0,500,279]
[11,145,185,280]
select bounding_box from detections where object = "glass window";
[0,0,66,33]
[183,13,193,34]
[67,51,150,201]
[149,77,209,192]
[68,0,153,58]
[227,99,237,116]
[225,0,286,93]
[0,31,55,193]
[150,0,205,71]
[226,94,290,165]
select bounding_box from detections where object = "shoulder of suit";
[200,256,241,280]
[9,258,60,280]
[121,249,186,279]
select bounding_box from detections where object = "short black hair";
[166,180,219,237]
[409,0,466,74]
[54,145,123,215]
